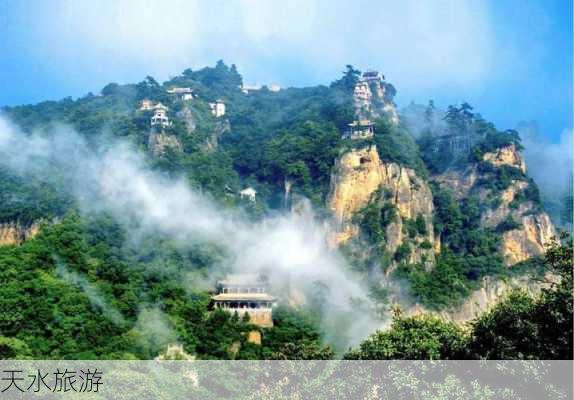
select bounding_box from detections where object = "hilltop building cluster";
[139,85,228,130]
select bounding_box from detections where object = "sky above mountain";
[0,0,571,142]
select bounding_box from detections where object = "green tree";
[344,315,467,360]
[469,235,573,359]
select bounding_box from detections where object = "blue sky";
[0,0,571,142]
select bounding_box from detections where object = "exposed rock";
[434,167,478,200]
[435,146,556,266]
[328,145,435,266]
[0,221,41,246]
[204,119,231,152]
[176,106,197,134]
[353,78,399,124]
[502,213,556,265]
[156,344,195,360]
[247,330,262,345]
[480,180,530,227]
[483,144,526,173]
[148,131,182,156]
[410,273,554,323]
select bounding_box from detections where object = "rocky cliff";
[148,131,182,156]
[435,144,556,266]
[402,273,555,323]
[328,145,435,267]
[0,221,41,246]
[353,77,399,125]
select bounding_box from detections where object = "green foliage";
[476,163,526,194]
[259,306,333,360]
[393,242,410,262]
[348,236,573,360]
[471,128,523,161]
[469,235,573,359]
[0,212,330,360]
[395,185,506,309]
[0,167,73,224]
[1,61,568,362]
[419,240,432,250]
[395,250,471,309]
[509,180,542,209]
[495,216,521,233]
[355,191,396,245]
[415,214,427,235]
[344,314,467,360]
[403,215,427,239]
[221,79,354,204]
[372,119,427,177]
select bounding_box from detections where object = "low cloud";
[518,122,573,211]
[0,115,383,348]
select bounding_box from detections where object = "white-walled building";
[166,87,194,101]
[241,84,262,94]
[209,100,226,117]
[239,187,257,202]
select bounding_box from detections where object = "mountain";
[0,62,569,360]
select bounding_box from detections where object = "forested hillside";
[0,62,571,360]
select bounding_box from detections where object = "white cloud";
[28,0,497,91]
[520,124,573,198]
[0,115,382,347]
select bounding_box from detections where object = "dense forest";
[0,62,571,360]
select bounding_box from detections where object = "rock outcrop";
[148,131,182,156]
[0,221,41,246]
[501,213,555,265]
[435,145,556,266]
[353,75,399,125]
[176,106,197,134]
[328,145,436,266]
[482,144,526,173]
[404,273,555,323]
[204,119,231,152]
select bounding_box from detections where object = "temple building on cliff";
[151,103,171,128]
[343,119,375,140]
[211,274,275,327]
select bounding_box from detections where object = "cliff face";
[501,213,555,265]
[353,79,399,125]
[148,131,182,156]
[404,273,554,323]
[176,106,197,134]
[482,144,526,173]
[328,145,435,266]
[0,221,41,246]
[435,144,556,266]
[204,119,231,152]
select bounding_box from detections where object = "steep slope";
[405,272,556,322]
[328,145,435,267]
[436,144,556,265]
[353,72,399,124]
